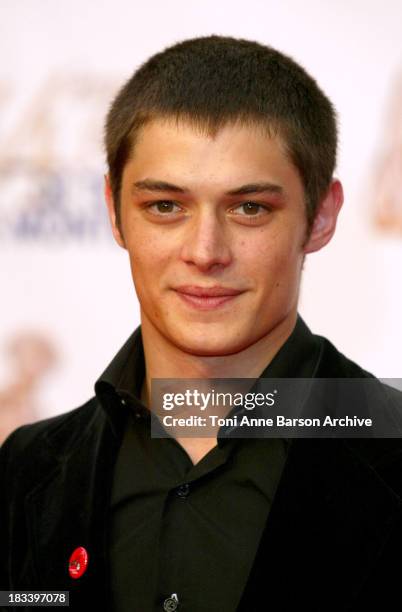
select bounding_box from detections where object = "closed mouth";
[173,286,244,310]
[174,285,244,298]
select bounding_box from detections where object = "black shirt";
[95,315,322,612]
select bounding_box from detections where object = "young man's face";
[107,118,330,356]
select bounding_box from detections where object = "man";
[1,36,402,612]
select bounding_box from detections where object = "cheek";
[249,234,303,296]
[126,233,172,290]
[247,230,300,271]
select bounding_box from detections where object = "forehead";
[123,117,303,198]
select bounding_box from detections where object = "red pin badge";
[68,546,89,579]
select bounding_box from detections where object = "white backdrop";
[1,0,402,437]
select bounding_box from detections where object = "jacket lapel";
[24,402,124,608]
[237,436,402,610]
[237,327,402,609]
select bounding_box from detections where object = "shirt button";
[176,483,190,498]
[163,593,179,611]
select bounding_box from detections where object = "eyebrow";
[132,179,284,197]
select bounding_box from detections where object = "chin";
[171,332,251,358]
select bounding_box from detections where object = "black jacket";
[1,325,402,611]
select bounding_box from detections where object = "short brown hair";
[105,35,338,232]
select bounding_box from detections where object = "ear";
[104,174,126,249]
[303,179,344,254]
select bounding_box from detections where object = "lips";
[174,285,244,297]
[173,285,244,310]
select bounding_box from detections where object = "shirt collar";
[259,314,322,379]
[95,314,323,435]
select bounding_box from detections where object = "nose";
[180,210,232,272]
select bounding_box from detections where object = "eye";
[231,202,272,216]
[147,200,182,215]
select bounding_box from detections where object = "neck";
[140,310,298,407]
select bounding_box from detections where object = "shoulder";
[314,333,402,473]
[0,396,103,472]
[315,332,402,409]
[314,333,374,378]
